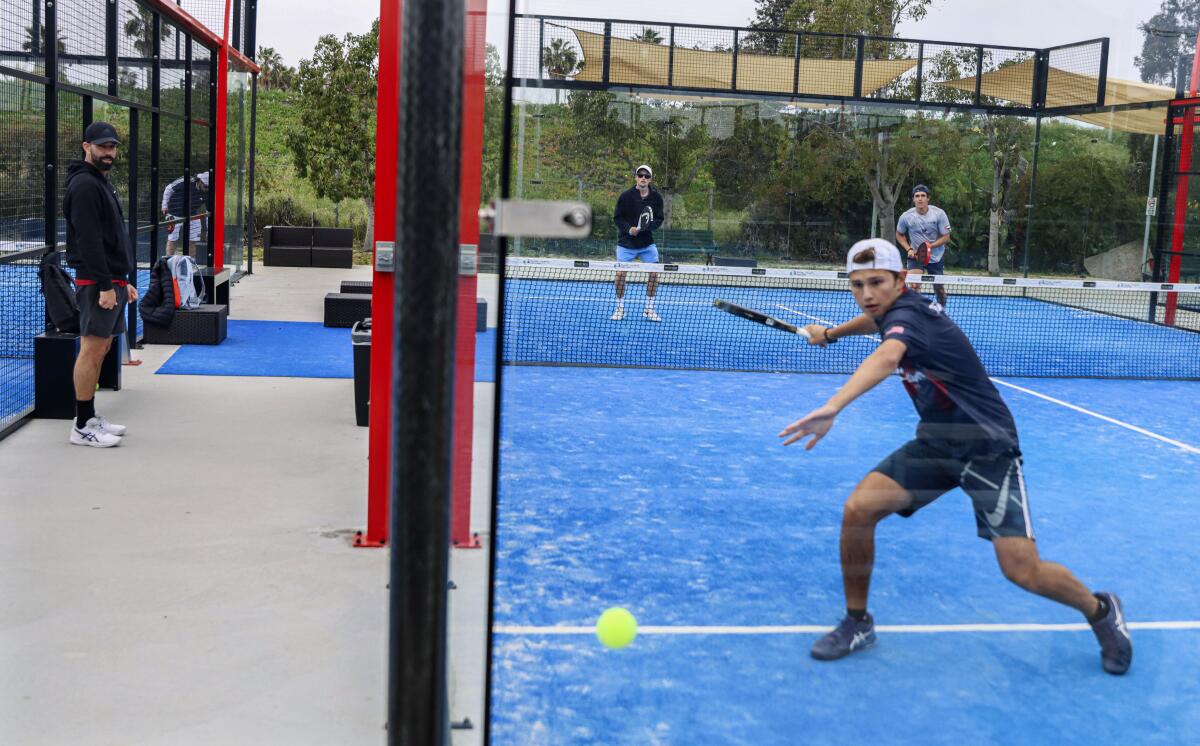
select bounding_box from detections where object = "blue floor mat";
[157,319,497,381]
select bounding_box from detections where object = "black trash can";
[351,318,371,427]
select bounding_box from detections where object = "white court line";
[988,379,1200,455]
[772,305,1200,456]
[496,621,1200,635]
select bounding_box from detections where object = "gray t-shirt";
[897,205,951,263]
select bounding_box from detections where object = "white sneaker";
[610,307,625,321]
[93,415,126,436]
[644,308,662,322]
[70,419,122,448]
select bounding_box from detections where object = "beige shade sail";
[941,59,1176,134]
[566,26,917,98]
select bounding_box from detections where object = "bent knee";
[1000,560,1039,590]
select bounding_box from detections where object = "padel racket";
[637,206,653,231]
[713,299,811,340]
[915,241,931,266]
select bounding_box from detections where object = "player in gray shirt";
[896,184,951,307]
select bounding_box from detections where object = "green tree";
[631,28,664,45]
[480,43,504,205]
[123,6,169,58]
[973,115,1029,273]
[257,46,296,91]
[287,22,379,251]
[541,38,581,79]
[1135,0,1200,86]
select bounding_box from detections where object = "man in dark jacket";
[63,121,138,448]
[611,164,666,322]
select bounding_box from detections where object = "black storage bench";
[263,226,313,267]
[313,227,354,269]
[324,293,372,328]
[340,280,372,294]
[34,332,122,419]
[144,304,229,345]
[712,256,758,268]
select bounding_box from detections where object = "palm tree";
[22,24,65,55]
[257,46,296,91]
[631,28,664,45]
[541,39,580,80]
[123,6,169,59]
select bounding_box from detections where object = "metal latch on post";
[374,241,395,272]
[459,244,478,276]
[479,200,592,238]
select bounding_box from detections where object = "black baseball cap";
[911,184,930,196]
[83,121,121,146]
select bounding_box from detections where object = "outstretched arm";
[779,338,907,449]
[803,313,878,346]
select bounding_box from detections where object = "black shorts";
[76,284,127,338]
[872,439,1034,542]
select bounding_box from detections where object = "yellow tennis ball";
[596,607,638,649]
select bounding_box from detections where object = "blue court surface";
[156,320,497,381]
[489,365,1200,744]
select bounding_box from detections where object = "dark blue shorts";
[907,257,944,274]
[872,439,1034,542]
[76,284,127,338]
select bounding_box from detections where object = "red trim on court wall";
[141,0,260,73]
[450,0,489,549]
[359,0,401,548]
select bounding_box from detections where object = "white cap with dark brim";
[635,164,652,177]
[846,238,904,274]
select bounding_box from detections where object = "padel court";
[488,367,1200,744]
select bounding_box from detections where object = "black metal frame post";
[150,9,161,268]
[244,0,257,58]
[105,0,118,97]
[207,49,218,268]
[483,1,521,741]
[386,0,463,742]
[731,30,740,91]
[181,38,192,261]
[42,0,58,257]
[126,108,139,348]
[247,73,257,274]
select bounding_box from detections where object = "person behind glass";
[63,121,139,448]
[611,164,665,322]
[895,184,951,308]
[162,170,210,259]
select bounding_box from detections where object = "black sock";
[1086,594,1109,623]
[75,398,95,430]
[847,608,867,621]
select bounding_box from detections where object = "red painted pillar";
[1164,32,1200,325]
[212,0,232,270]
[450,0,488,548]
[358,0,401,547]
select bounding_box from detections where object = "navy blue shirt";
[876,289,1019,458]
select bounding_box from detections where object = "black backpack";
[38,254,80,334]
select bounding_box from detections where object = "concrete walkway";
[0,265,497,745]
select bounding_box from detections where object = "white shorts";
[168,218,202,243]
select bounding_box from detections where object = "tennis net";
[501,258,1200,379]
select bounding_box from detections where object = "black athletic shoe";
[811,613,876,661]
[1088,592,1132,675]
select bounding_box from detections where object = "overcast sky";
[257,0,1174,83]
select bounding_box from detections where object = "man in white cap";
[162,170,210,259]
[610,164,665,322]
[777,237,1131,675]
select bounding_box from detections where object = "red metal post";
[1164,31,1200,325]
[357,0,401,548]
[211,0,232,271]
[450,0,488,549]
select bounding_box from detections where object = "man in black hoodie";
[611,164,666,322]
[63,121,138,448]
